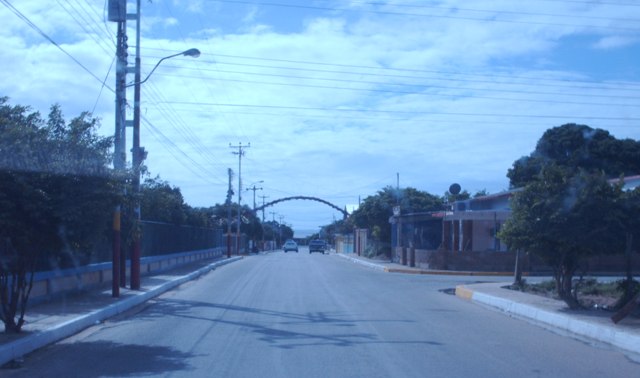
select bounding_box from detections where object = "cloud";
[592,35,638,50]
[242,5,260,24]
[174,0,205,14]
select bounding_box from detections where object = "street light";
[126,48,201,88]
[128,47,200,290]
[110,1,200,297]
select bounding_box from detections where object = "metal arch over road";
[255,196,349,219]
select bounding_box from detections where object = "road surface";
[4,250,639,377]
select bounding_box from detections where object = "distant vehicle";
[308,239,327,254]
[283,240,298,253]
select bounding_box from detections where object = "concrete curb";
[455,284,640,355]
[385,267,514,276]
[334,253,387,272]
[0,256,243,366]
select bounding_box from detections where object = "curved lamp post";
[128,47,200,290]
[127,48,201,88]
[110,0,201,297]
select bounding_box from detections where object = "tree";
[260,220,292,246]
[507,123,640,188]
[499,166,623,309]
[502,123,640,309]
[318,219,353,244]
[0,98,120,332]
[140,176,189,225]
[617,186,640,305]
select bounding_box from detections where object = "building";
[389,175,640,272]
[442,190,516,253]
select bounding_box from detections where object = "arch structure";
[255,196,349,219]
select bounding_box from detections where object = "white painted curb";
[334,253,387,272]
[458,285,640,356]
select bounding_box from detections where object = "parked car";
[308,239,327,254]
[283,240,298,253]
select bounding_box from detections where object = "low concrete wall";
[30,248,225,304]
[394,247,640,274]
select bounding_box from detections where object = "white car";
[283,240,298,253]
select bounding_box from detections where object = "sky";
[1,0,639,237]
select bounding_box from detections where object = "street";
[6,251,640,377]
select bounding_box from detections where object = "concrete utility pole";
[269,211,277,249]
[246,182,262,253]
[226,168,234,258]
[109,0,200,293]
[108,0,128,297]
[259,195,269,222]
[130,0,142,291]
[230,143,249,254]
[259,195,269,251]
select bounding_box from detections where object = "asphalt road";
[5,250,640,377]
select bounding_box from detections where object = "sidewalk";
[0,256,243,367]
[336,253,640,356]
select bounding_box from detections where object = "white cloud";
[173,0,205,14]
[593,35,638,50]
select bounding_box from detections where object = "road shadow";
[133,298,443,350]
[4,340,194,377]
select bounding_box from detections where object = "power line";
[166,101,640,121]
[0,0,114,92]
[159,64,638,101]
[140,75,229,176]
[141,115,226,185]
[209,0,640,32]
[167,108,634,129]
[314,0,640,22]
[172,51,640,90]
[173,58,640,93]
[159,0,253,143]
[158,74,637,108]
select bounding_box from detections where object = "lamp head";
[182,48,201,58]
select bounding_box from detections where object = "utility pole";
[258,195,268,251]
[110,0,144,291]
[108,0,128,297]
[109,0,200,293]
[226,168,234,258]
[246,182,262,253]
[279,214,285,246]
[259,195,269,222]
[269,211,277,250]
[130,0,142,291]
[230,143,249,254]
[246,184,263,210]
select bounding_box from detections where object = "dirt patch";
[505,278,636,312]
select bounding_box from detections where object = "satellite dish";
[449,183,461,195]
